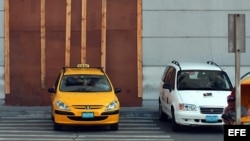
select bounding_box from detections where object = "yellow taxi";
[240,74,250,124]
[48,64,121,131]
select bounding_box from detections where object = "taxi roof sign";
[77,64,90,68]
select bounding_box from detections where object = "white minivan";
[158,60,233,131]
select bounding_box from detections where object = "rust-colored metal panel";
[71,0,102,30]
[9,0,40,30]
[106,30,141,106]
[107,0,137,30]
[45,31,66,90]
[105,0,140,106]
[71,0,82,31]
[45,0,66,30]
[86,31,101,66]
[6,31,50,106]
[70,31,81,66]
[6,0,48,105]
[86,0,102,30]
[6,0,140,106]
[69,30,102,67]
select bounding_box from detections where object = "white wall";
[0,0,5,101]
[142,0,250,99]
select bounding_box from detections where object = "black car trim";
[101,110,119,115]
[55,110,74,115]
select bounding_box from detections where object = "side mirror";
[114,88,121,93]
[48,88,56,93]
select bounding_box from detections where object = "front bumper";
[175,111,223,126]
[53,109,120,125]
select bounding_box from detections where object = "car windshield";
[177,70,232,91]
[59,75,112,92]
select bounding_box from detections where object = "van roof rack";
[206,61,223,71]
[172,60,181,70]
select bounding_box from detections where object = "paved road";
[0,100,224,141]
[0,100,175,141]
[0,107,174,141]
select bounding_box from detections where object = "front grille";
[72,105,103,109]
[200,107,224,114]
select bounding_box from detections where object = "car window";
[169,68,176,90]
[163,66,176,90]
[177,70,232,90]
[163,67,173,82]
[59,75,112,92]
[54,73,62,91]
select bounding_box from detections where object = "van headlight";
[106,100,118,110]
[179,103,197,111]
[55,100,70,111]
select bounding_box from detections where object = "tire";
[171,108,181,132]
[219,125,224,133]
[110,123,118,131]
[50,107,54,120]
[53,122,62,131]
[159,101,168,121]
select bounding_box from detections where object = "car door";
[161,67,176,115]
[49,72,62,104]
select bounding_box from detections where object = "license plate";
[205,115,218,122]
[82,112,94,118]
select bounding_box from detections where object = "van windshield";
[177,70,233,91]
[59,75,112,92]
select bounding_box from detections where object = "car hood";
[57,92,117,106]
[177,90,230,107]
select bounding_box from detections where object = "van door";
[161,67,176,115]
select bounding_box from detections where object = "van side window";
[163,67,176,90]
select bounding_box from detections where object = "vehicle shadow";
[56,125,115,132]
[155,119,223,134]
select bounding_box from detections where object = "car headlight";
[106,100,118,110]
[179,103,197,111]
[55,100,70,111]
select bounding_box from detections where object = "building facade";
[0,0,250,106]
[142,0,250,100]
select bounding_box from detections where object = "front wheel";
[171,108,181,132]
[219,125,224,133]
[159,101,168,121]
[110,123,118,131]
[53,122,62,131]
